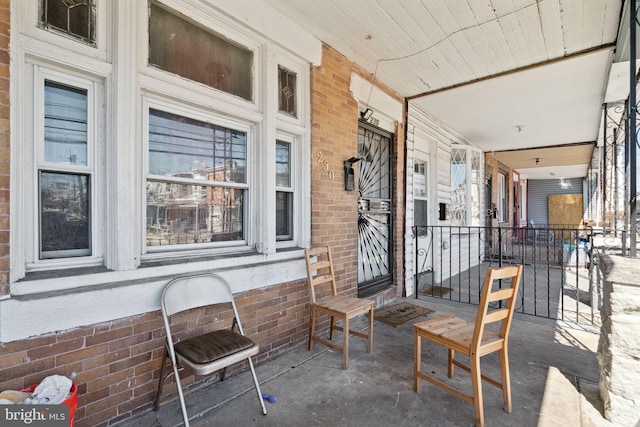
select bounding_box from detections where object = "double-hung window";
[34,68,100,264]
[146,107,249,249]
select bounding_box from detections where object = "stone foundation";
[597,255,640,426]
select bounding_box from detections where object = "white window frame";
[413,157,429,226]
[141,98,255,258]
[22,64,105,272]
[17,0,109,62]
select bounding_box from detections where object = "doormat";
[419,285,452,297]
[374,302,434,327]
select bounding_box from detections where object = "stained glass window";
[39,0,96,45]
[278,66,297,117]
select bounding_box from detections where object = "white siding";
[404,104,482,295]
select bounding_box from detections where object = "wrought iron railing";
[412,225,601,326]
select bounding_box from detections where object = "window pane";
[44,81,88,165]
[276,191,292,240]
[149,2,253,100]
[451,148,466,226]
[149,109,247,184]
[413,161,426,197]
[39,0,96,45]
[276,140,290,187]
[278,66,297,117]
[414,199,428,226]
[40,172,90,258]
[146,181,244,246]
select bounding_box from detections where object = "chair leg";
[499,347,512,413]
[167,350,190,427]
[414,331,421,393]
[153,348,170,411]
[470,354,484,427]
[247,357,267,416]
[367,305,374,353]
[308,307,316,351]
[342,316,350,369]
[329,315,336,340]
[447,349,455,378]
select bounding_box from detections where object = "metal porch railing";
[412,225,601,326]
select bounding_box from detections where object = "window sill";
[12,248,306,300]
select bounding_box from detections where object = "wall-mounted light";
[535,158,540,165]
[344,157,361,191]
[360,108,373,121]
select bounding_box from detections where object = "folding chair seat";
[413,265,523,427]
[154,273,266,426]
[304,246,374,369]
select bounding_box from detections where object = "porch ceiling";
[262,0,626,179]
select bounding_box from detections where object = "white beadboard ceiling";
[262,0,627,179]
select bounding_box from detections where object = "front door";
[357,121,393,297]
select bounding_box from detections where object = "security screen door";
[357,121,393,297]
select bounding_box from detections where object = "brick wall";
[310,44,405,299]
[0,279,308,426]
[0,0,9,297]
[310,44,361,295]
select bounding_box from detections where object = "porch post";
[630,0,637,256]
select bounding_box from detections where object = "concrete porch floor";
[119,298,611,427]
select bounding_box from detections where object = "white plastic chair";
[154,274,267,426]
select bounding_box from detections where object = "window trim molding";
[18,64,106,275]
[11,0,313,287]
[17,0,110,61]
[141,97,255,257]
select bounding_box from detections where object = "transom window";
[38,0,96,45]
[148,1,253,101]
[278,66,297,117]
[146,108,248,248]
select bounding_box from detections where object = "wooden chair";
[154,274,267,426]
[413,265,523,427]
[304,246,374,369]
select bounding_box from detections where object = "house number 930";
[316,151,335,180]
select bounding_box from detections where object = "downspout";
[403,97,409,297]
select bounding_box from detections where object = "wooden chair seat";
[305,246,374,369]
[414,315,502,354]
[414,265,523,427]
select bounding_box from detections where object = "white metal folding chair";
[154,274,267,426]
